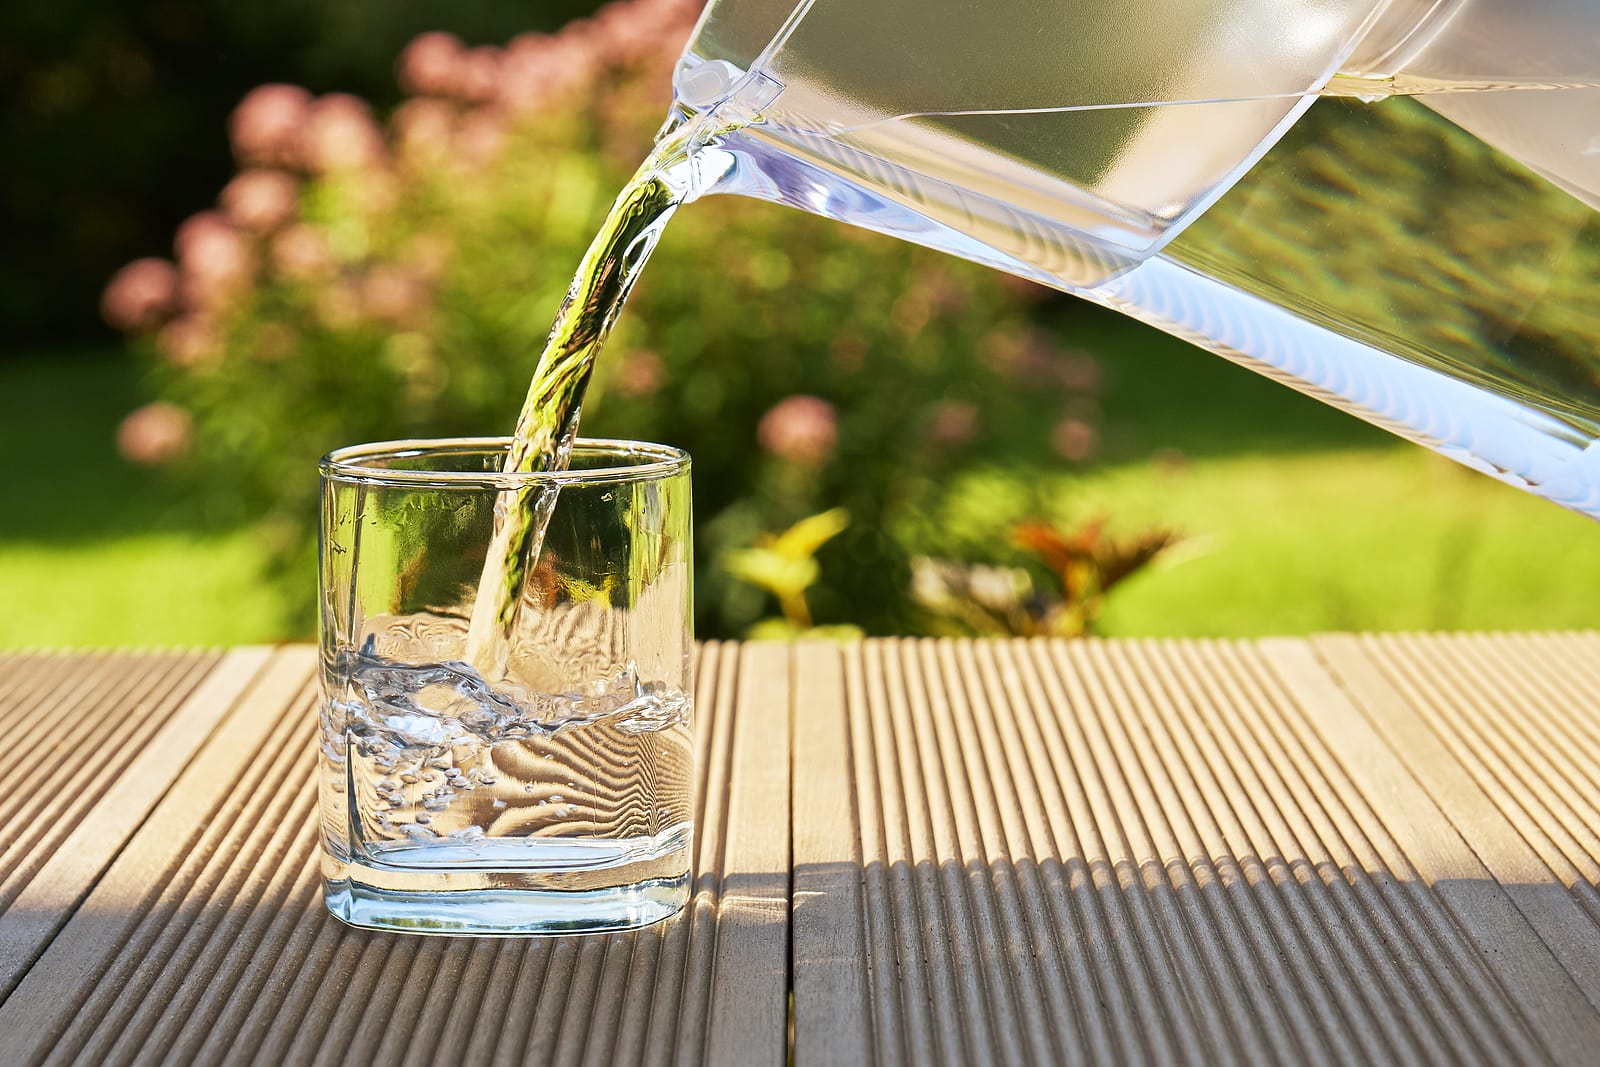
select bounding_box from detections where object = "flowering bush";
[104,0,1097,636]
[912,518,1181,638]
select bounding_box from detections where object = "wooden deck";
[1,636,1597,1065]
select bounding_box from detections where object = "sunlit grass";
[5,339,1596,648]
[12,441,1591,648]
[0,532,284,647]
[923,447,1600,636]
[1102,449,1600,634]
[1,349,291,649]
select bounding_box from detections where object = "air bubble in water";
[335,651,692,847]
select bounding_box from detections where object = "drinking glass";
[317,438,693,935]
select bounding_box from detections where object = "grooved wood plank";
[704,641,790,1067]
[5,637,1597,1066]
[791,642,872,1067]
[0,648,254,998]
[792,637,1600,1067]
[1255,639,1597,1063]
[0,653,172,911]
[0,651,205,915]
[0,645,317,1064]
[0,643,789,1067]
[1309,633,1600,1018]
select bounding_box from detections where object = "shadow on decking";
[792,855,1600,1066]
[0,852,787,1067]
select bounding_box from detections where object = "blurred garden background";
[3,0,1598,647]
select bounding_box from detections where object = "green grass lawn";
[1098,448,1600,635]
[926,447,1600,636]
[932,309,1600,635]
[1,350,288,647]
[3,336,1597,648]
[0,532,285,646]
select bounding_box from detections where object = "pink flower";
[558,17,605,66]
[397,32,465,97]
[101,257,180,333]
[498,34,559,113]
[980,326,1062,384]
[453,109,506,168]
[403,232,452,280]
[304,94,386,173]
[359,266,428,326]
[928,400,978,446]
[155,316,220,368]
[315,281,363,329]
[174,212,253,310]
[271,224,333,281]
[454,47,502,104]
[229,84,313,168]
[397,35,501,102]
[348,168,400,218]
[655,0,702,18]
[998,272,1052,304]
[758,395,838,466]
[890,291,930,338]
[218,169,299,234]
[117,402,193,465]
[1051,418,1098,462]
[1056,350,1101,393]
[925,274,971,315]
[616,349,665,398]
[592,1,668,66]
[393,98,455,164]
[978,327,1026,377]
[541,19,606,93]
[174,211,234,261]
[253,322,297,363]
[505,32,556,62]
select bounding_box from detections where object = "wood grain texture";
[790,637,1600,1067]
[0,643,790,1067]
[1310,633,1600,1022]
[0,648,252,999]
[791,642,873,1067]
[4,636,1599,1066]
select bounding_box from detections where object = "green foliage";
[8,339,1598,650]
[1173,97,1600,426]
[911,448,1600,637]
[105,0,1089,637]
[2,0,600,345]
[724,508,858,638]
[911,517,1180,638]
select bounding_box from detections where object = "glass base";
[324,874,689,935]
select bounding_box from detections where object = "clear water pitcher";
[667,0,1600,518]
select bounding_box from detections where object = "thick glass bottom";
[324,873,689,935]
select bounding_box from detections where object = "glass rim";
[319,437,690,488]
